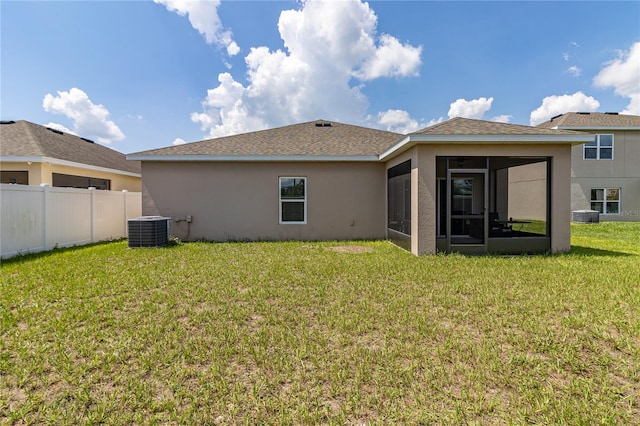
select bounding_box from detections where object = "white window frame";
[279,177,307,224]
[590,187,621,215]
[583,134,614,160]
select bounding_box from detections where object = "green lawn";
[1,223,639,424]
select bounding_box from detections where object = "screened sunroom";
[382,118,592,255]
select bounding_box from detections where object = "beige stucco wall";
[394,143,572,255]
[141,161,386,242]
[570,130,640,221]
[0,161,141,191]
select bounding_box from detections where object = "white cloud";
[191,0,423,138]
[448,97,494,119]
[154,0,239,56]
[425,117,444,128]
[529,91,600,125]
[172,138,186,146]
[42,88,125,144]
[356,34,422,80]
[567,65,582,77]
[593,42,640,115]
[491,115,512,123]
[44,122,76,135]
[226,41,240,56]
[191,72,268,137]
[376,109,422,134]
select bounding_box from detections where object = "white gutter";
[0,156,141,178]
[126,154,380,162]
[379,133,594,161]
[554,126,640,131]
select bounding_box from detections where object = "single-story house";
[0,120,141,191]
[127,118,592,255]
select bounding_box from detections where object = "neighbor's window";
[279,177,306,224]
[591,188,620,214]
[1,170,28,185]
[52,173,111,190]
[584,134,613,160]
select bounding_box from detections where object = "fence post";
[40,184,48,250]
[122,190,128,238]
[89,187,95,243]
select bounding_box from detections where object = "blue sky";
[2,0,639,154]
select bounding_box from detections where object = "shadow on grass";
[569,245,634,257]
[1,239,181,265]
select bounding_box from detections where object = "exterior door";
[447,169,488,254]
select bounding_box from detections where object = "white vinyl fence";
[1,184,142,259]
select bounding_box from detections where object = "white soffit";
[0,156,141,177]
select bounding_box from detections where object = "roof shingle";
[416,117,586,136]
[130,120,402,158]
[536,112,640,129]
[1,120,140,174]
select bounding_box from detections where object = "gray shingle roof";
[536,112,640,129]
[130,120,402,158]
[415,117,586,136]
[128,117,593,163]
[1,120,140,174]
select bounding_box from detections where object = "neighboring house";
[127,118,591,255]
[536,112,640,222]
[0,120,141,191]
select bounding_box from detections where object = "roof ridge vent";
[576,112,591,115]
[80,137,95,144]
[605,112,619,115]
[0,120,16,125]
[315,121,332,127]
[46,127,64,135]
[550,114,563,121]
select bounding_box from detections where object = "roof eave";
[555,126,640,131]
[126,154,380,162]
[0,156,141,178]
[379,134,594,161]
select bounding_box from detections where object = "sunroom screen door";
[447,169,488,253]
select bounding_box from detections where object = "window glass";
[52,173,110,190]
[600,148,613,159]
[1,171,28,185]
[584,135,614,160]
[606,202,619,214]
[281,202,305,222]
[279,177,306,223]
[590,187,620,214]
[280,178,305,198]
[584,148,597,159]
[452,178,473,215]
[599,134,613,146]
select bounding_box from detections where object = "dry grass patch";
[326,245,375,253]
